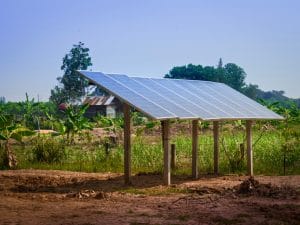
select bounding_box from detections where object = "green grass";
[11,129,300,175]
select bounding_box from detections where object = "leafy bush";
[94,114,113,127]
[31,136,66,163]
[132,111,146,126]
[145,120,159,129]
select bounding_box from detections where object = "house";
[83,96,123,118]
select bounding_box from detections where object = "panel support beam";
[246,120,253,176]
[161,120,171,185]
[171,144,176,170]
[192,120,199,179]
[213,121,219,175]
[124,103,131,185]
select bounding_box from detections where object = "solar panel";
[132,77,216,119]
[81,72,176,119]
[107,74,196,119]
[78,71,283,121]
[170,79,257,118]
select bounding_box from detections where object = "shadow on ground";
[7,172,207,194]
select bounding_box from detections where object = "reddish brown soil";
[0,170,299,225]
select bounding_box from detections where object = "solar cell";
[157,78,239,119]
[78,71,283,121]
[215,83,282,119]
[132,77,216,119]
[107,74,196,118]
[172,79,255,118]
[80,71,176,119]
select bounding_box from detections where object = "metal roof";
[83,96,115,106]
[77,71,283,121]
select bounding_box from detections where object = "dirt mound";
[236,177,299,199]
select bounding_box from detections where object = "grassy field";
[14,126,300,176]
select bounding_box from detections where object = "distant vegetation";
[165,59,300,108]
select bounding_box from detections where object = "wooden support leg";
[161,120,171,185]
[213,121,219,175]
[171,144,176,170]
[124,104,131,185]
[246,120,253,176]
[192,120,199,179]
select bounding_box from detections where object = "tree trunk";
[4,141,18,169]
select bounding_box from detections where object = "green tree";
[216,58,225,83]
[0,96,5,104]
[50,86,68,105]
[50,42,92,104]
[223,63,246,91]
[217,58,223,69]
[164,59,247,92]
[243,83,260,99]
[165,64,219,81]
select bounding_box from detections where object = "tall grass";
[14,129,300,175]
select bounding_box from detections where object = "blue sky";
[0,0,299,101]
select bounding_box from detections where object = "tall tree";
[50,86,68,105]
[165,64,219,81]
[215,58,225,82]
[50,42,92,104]
[223,63,246,92]
[165,60,246,91]
[243,83,260,99]
[0,97,5,104]
[217,58,223,69]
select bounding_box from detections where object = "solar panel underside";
[78,71,283,121]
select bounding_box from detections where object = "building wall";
[106,105,116,118]
[84,105,106,119]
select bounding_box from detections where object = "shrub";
[31,136,66,163]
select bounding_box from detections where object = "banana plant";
[0,114,35,168]
[18,93,40,130]
[59,104,92,143]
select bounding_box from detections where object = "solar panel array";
[78,71,283,121]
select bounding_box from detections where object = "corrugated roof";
[83,96,115,106]
[78,71,283,121]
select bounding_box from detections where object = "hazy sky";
[0,0,299,101]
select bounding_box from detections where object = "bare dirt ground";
[0,170,299,225]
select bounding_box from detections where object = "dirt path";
[0,170,299,225]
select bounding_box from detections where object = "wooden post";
[124,103,131,185]
[246,120,253,176]
[161,120,171,185]
[171,144,176,170]
[240,143,245,161]
[192,120,199,179]
[213,121,219,175]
